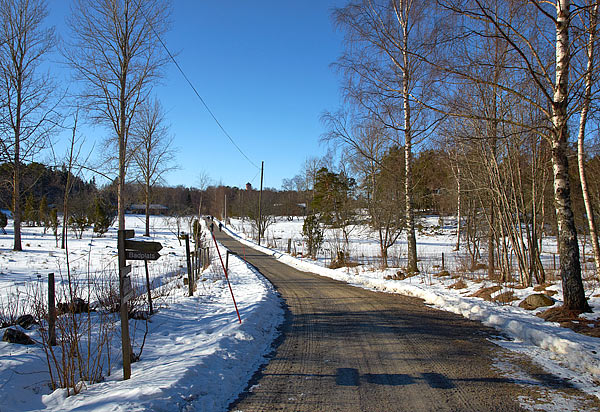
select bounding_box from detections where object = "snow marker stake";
[211,232,242,324]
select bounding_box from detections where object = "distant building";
[127,204,168,215]
[245,182,253,191]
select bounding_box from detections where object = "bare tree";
[435,0,592,311]
[195,170,212,216]
[322,112,403,267]
[61,112,87,250]
[575,0,600,279]
[65,0,171,232]
[334,0,440,273]
[0,0,58,251]
[132,97,176,236]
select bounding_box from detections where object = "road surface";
[208,224,598,411]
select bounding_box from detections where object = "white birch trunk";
[577,1,600,280]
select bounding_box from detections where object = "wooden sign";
[125,250,161,261]
[122,275,134,302]
[124,239,163,253]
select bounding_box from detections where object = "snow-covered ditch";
[0,215,283,411]
[224,217,600,401]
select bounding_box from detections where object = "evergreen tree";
[24,194,36,226]
[50,208,59,246]
[39,195,49,233]
[0,211,7,234]
[311,167,355,227]
[302,214,323,259]
[91,197,113,237]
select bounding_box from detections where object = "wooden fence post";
[144,261,153,315]
[48,273,56,346]
[184,234,193,297]
[226,250,230,273]
[117,229,132,380]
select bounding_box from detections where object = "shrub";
[302,214,323,258]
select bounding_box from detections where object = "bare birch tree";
[65,0,170,232]
[334,0,439,273]
[131,97,176,236]
[435,0,591,311]
[574,0,600,279]
[0,0,57,251]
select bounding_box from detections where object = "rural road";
[208,224,599,411]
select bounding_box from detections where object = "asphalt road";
[208,225,598,411]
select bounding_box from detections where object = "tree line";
[0,0,175,249]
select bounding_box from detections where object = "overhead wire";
[138,2,260,170]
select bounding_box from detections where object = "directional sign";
[122,275,134,303]
[124,239,162,253]
[121,264,132,276]
[125,250,161,261]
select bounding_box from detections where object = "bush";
[91,197,115,237]
[69,214,89,239]
[302,214,323,258]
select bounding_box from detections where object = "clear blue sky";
[47,1,347,190]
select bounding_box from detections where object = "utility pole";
[224,192,227,223]
[258,161,264,246]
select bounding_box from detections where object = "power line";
[139,3,260,170]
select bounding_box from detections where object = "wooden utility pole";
[258,161,264,246]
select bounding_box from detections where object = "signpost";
[117,229,162,380]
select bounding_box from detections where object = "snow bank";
[0,217,283,411]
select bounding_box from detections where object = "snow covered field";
[0,215,283,411]
[227,216,600,403]
[3,212,600,411]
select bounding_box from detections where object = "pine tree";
[39,195,49,233]
[91,197,113,237]
[50,208,59,246]
[24,194,36,227]
[302,214,323,259]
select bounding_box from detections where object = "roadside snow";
[0,216,283,412]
